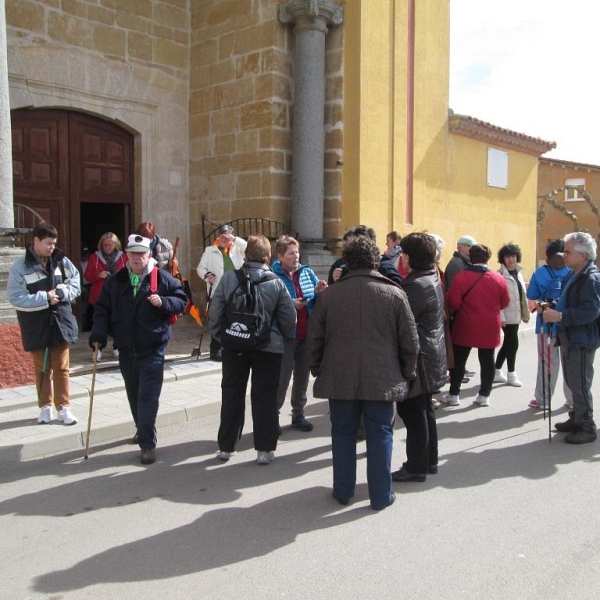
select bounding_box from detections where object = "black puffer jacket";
[400,268,447,396]
[90,261,187,357]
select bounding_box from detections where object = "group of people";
[7,220,600,506]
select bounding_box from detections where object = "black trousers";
[218,348,282,453]
[495,323,520,372]
[396,393,438,473]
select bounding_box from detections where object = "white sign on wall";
[487,147,508,189]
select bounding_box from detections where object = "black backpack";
[220,268,275,351]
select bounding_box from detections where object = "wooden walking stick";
[84,346,99,459]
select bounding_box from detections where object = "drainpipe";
[406,0,415,225]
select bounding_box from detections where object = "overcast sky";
[449,0,598,166]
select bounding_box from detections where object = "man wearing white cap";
[444,235,477,291]
[90,234,188,464]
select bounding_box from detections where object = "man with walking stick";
[8,222,81,425]
[89,234,187,464]
[541,232,600,445]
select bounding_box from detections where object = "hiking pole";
[540,329,546,422]
[546,329,553,443]
[84,346,99,459]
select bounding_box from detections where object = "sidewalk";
[0,319,224,464]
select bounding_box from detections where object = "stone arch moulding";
[8,73,160,222]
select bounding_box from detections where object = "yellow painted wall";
[343,0,540,276]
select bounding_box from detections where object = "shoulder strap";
[149,267,158,293]
[544,264,558,279]
[461,272,486,302]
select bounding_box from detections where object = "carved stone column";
[279,0,343,242]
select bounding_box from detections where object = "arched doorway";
[11,108,134,326]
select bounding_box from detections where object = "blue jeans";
[329,399,394,510]
[119,348,165,449]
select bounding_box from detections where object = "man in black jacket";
[90,234,187,464]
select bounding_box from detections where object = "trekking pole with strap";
[192,285,212,360]
[84,346,99,459]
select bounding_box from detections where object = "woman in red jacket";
[84,232,128,359]
[442,244,509,408]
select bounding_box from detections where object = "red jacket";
[446,267,509,348]
[84,251,128,305]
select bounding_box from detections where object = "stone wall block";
[190,113,210,138]
[241,101,286,130]
[234,21,281,56]
[259,127,292,151]
[325,74,343,102]
[261,171,291,198]
[201,155,232,176]
[94,24,126,58]
[233,150,284,172]
[191,38,219,67]
[101,0,152,19]
[215,133,236,155]
[325,48,343,73]
[235,52,260,79]
[152,23,174,41]
[255,73,291,102]
[237,130,258,153]
[261,48,291,74]
[128,31,153,61]
[236,172,261,198]
[191,87,222,115]
[154,2,188,29]
[211,108,240,135]
[6,1,45,32]
[209,60,235,86]
[115,12,151,33]
[218,78,255,109]
[48,12,94,48]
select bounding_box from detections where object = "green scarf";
[129,272,141,296]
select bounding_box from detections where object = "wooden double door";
[11,109,134,267]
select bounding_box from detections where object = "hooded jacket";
[8,246,81,351]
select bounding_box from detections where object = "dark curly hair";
[342,225,377,242]
[342,236,381,270]
[545,238,564,258]
[497,243,522,264]
[399,233,437,270]
[469,244,492,265]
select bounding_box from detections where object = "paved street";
[1,324,600,599]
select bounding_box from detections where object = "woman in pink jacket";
[84,232,128,359]
[442,244,509,408]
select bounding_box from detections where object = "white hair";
[564,232,597,261]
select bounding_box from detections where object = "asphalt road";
[1,327,599,599]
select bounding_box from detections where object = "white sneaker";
[257,451,274,465]
[37,405,54,424]
[464,369,476,377]
[494,369,507,383]
[507,372,522,387]
[96,350,102,361]
[441,394,460,406]
[113,349,119,358]
[217,450,235,462]
[474,395,490,407]
[57,406,78,425]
